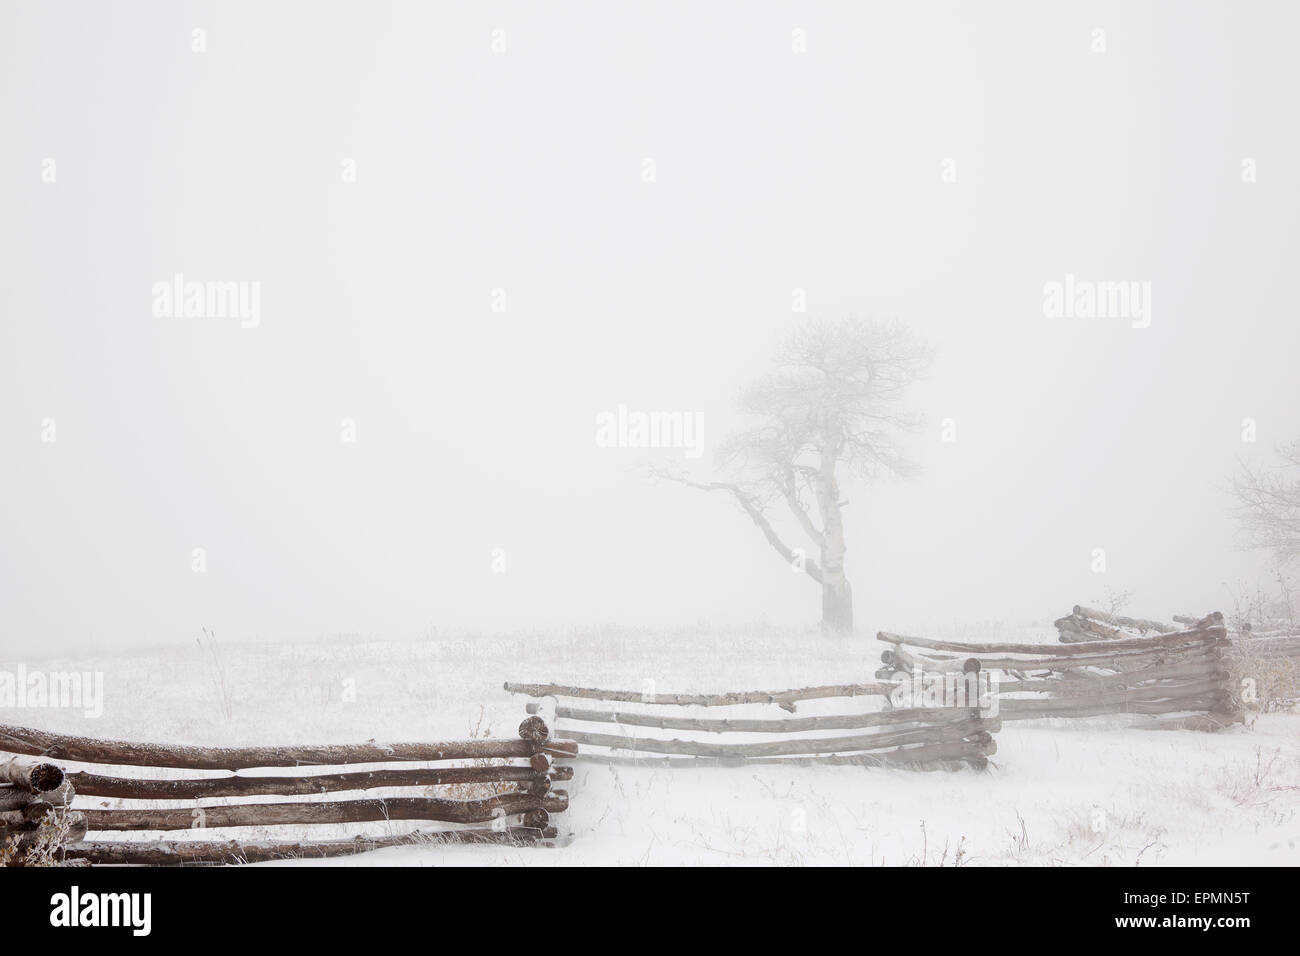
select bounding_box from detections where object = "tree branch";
[781,468,826,549]
[651,468,823,584]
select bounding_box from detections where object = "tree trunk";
[821,570,853,633]
[816,441,853,633]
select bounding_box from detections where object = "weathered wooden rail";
[504,682,997,770]
[1054,605,1179,642]
[878,611,1239,728]
[0,715,576,866]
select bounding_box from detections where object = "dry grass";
[429,706,517,803]
[0,806,81,868]
[1228,642,1300,715]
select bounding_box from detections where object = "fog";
[3,1,1298,655]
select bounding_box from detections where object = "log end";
[520,809,550,830]
[518,716,550,743]
[529,752,553,773]
[28,763,64,794]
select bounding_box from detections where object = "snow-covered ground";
[5,623,1299,866]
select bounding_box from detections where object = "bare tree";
[1230,439,1300,567]
[654,317,931,633]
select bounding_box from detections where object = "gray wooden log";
[998,660,1229,694]
[561,716,997,759]
[66,764,571,801]
[1073,605,1179,633]
[528,700,986,734]
[64,827,549,865]
[0,757,64,793]
[575,735,995,770]
[1055,615,1129,641]
[81,790,569,832]
[880,620,1223,657]
[884,639,1224,674]
[0,786,40,812]
[0,809,87,838]
[998,675,1228,710]
[1000,695,1229,720]
[504,680,892,708]
[0,724,536,771]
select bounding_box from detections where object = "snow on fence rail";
[503,682,998,770]
[0,714,576,866]
[877,612,1239,728]
[1054,605,1180,642]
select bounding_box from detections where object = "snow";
[4,622,1298,866]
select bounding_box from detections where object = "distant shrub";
[1228,640,1300,715]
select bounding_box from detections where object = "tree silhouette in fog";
[656,317,931,633]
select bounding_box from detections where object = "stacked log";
[0,711,577,866]
[0,758,86,862]
[504,682,996,770]
[878,612,1238,727]
[1055,606,1179,643]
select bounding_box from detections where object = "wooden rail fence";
[878,611,1238,728]
[1054,605,1180,643]
[503,682,998,770]
[0,714,576,866]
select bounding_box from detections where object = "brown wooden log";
[504,680,893,708]
[0,758,64,793]
[81,790,569,832]
[515,775,552,797]
[530,701,985,735]
[520,809,550,830]
[64,827,549,865]
[529,752,553,773]
[0,724,535,771]
[538,740,578,759]
[518,716,550,743]
[65,763,571,801]
[561,716,996,759]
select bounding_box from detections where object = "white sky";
[3,1,1298,654]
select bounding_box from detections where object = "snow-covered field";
[6,623,1299,866]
